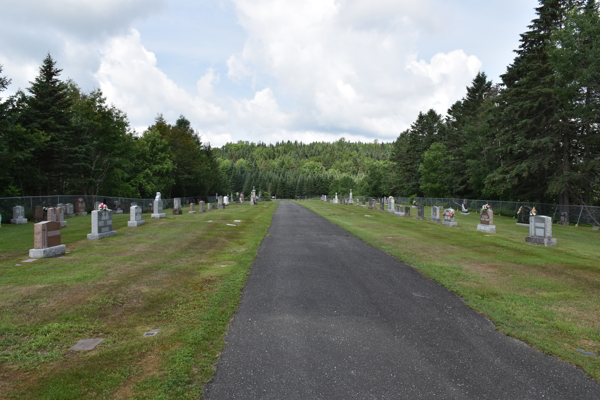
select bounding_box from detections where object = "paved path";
[204,201,599,399]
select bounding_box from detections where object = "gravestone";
[380,199,384,211]
[29,221,65,258]
[240,193,244,203]
[188,203,197,214]
[152,192,165,219]
[517,206,532,226]
[460,202,469,215]
[207,203,212,212]
[11,206,27,225]
[476,209,496,233]
[558,212,569,226]
[88,210,117,239]
[199,201,205,213]
[442,208,458,227]
[128,205,145,227]
[525,216,556,247]
[48,207,67,228]
[33,206,44,222]
[333,193,339,204]
[349,189,353,204]
[65,203,74,217]
[416,204,425,220]
[404,206,411,218]
[394,205,404,216]
[592,225,599,231]
[218,196,225,209]
[173,198,182,215]
[251,187,257,205]
[146,204,153,214]
[431,206,441,223]
[224,196,229,206]
[75,198,87,216]
[388,197,395,214]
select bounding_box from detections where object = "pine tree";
[487,0,579,206]
[19,54,74,194]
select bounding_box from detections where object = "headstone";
[218,196,224,209]
[416,204,425,220]
[240,193,244,203]
[65,203,74,217]
[152,192,165,219]
[199,201,205,213]
[476,208,496,233]
[404,206,411,218]
[525,215,556,247]
[592,225,599,231]
[349,189,353,204]
[442,208,458,227]
[29,221,65,258]
[128,205,145,227]
[394,205,404,216]
[558,212,569,226]
[146,204,153,214]
[33,206,44,222]
[48,207,67,228]
[188,203,197,214]
[517,206,532,226]
[388,197,395,213]
[75,198,87,216]
[380,198,384,211]
[224,196,229,205]
[11,206,27,225]
[251,187,257,205]
[460,202,469,215]
[173,198,182,215]
[431,206,441,223]
[207,203,212,211]
[333,193,339,204]
[88,210,117,239]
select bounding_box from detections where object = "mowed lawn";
[300,200,600,380]
[0,201,277,399]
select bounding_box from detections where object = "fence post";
[576,205,584,227]
[552,205,558,223]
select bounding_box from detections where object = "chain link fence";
[0,194,244,223]
[313,195,599,226]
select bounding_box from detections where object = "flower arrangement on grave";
[97,203,110,211]
[530,207,537,216]
[77,197,84,203]
[444,209,455,218]
[481,204,492,211]
[412,200,419,206]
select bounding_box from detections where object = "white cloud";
[227,0,482,139]
[94,29,228,136]
[196,69,220,98]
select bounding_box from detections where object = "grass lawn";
[0,201,277,399]
[299,199,600,380]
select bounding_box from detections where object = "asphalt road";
[204,201,599,399]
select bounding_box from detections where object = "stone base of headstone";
[87,230,116,240]
[460,212,469,216]
[60,221,68,228]
[29,244,65,259]
[525,236,556,247]
[516,223,529,227]
[173,209,182,215]
[403,214,411,218]
[593,226,599,231]
[188,211,197,214]
[115,209,123,214]
[557,221,569,226]
[476,224,496,233]
[10,218,28,225]
[442,221,458,227]
[76,212,88,216]
[394,212,404,217]
[66,213,75,218]
[416,216,424,220]
[128,220,145,227]
[431,219,442,224]
[151,213,165,219]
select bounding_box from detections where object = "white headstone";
[128,205,145,227]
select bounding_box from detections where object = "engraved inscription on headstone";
[88,210,117,240]
[525,215,556,247]
[29,221,65,258]
[128,205,145,227]
[11,206,28,225]
[152,192,165,219]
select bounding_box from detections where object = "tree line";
[1,0,598,206]
[0,55,223,199]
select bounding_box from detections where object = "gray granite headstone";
[526,216,556,246]
[128,205,145,227]
[88,210,117,240]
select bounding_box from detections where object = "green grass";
[299,199,600,380]
[0,202,277,399]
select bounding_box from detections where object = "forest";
[0,1,598,207]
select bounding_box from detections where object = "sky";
[0,0,539,147]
